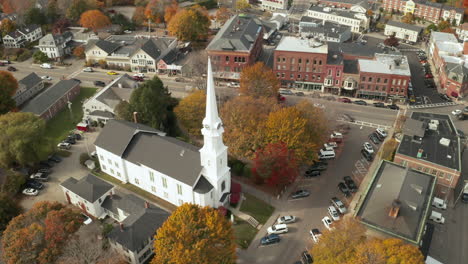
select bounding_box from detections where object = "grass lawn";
[232,216,258,249]
[45,87,97,144]
[240,193,275,225]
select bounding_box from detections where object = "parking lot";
[240,122,386,264]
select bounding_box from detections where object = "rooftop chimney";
[144,201,149,208]
[119,223,124,232]
[389,199,401,219]
[133,112,138,123]
[109,191,113,199]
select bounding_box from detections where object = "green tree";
[167,5,211,42]
[151,203,236,264]
[0,193,21,231]
[114,100,133,121]
[1,170,26,195]
[174,90,206,137]
[128,76,178,135]
[0,18,16,37]
[33,50,49,63]
[46,0,60,23]
[0,112,52,167]
[0,71,18,114]
[66,0,96,22]
[235,0,251,11]
[24,7,47,25]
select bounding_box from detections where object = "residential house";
[306,5,369,33]
[13,72,44,106]
[206,14,263,81]
[21,79,81,120]
[37,32,74,59]
[394,112,462,196]
[299,17,352,43]
[384,20,423,43]
[456,23,468,40]
[3,24,42,48]
[261,0,288,11]
[355,160,436,245]
[83,74,139,123]
[94,62,231,208]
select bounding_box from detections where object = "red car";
[133,76,144,82]
[425,74,433,78]
[338,97,352,103]
[420,60,427,64]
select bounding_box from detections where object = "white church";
[93,60,231,208]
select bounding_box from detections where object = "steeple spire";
[202,58,222,131]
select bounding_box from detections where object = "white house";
[456,23,468,41]
[37,32,74,59]
[82,74,138,123]
[261,0,288,11]
[94,60,231,208]
[384,20,423,43]
[3,24,42,48]
[60,174,169,264]
[306,5,369,33]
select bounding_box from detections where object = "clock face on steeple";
[204,124,210,129]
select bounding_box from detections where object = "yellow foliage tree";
[151,203,236,264]
[235,0,250,11]
[167,5,211,42]
[79,9,111,32]
[239,62,280,98]
[174,90,206,137]
[401,13,414,24]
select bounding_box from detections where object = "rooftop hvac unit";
[417,149,423,158]
[428,121,438,131]
[439,138,450,147]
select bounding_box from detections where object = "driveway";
[20,130,99,210]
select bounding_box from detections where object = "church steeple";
[202,58,223,135]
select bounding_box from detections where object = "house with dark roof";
[3,24,42,48]
[94,62,232,208]
[83,74,138,123]
[60,173,169,264]
[85,36,178,73]
[21,79,81,120]
[384,20,423,43]
[13,72,44,106]
[394,112,462,196]
[355,160,436,245]
[206,14,263,80]
[37,32,74,59]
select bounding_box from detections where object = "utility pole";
[67,101,73,120]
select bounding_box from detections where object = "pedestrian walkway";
[228,194,261,229]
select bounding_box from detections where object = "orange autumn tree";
[151,203,236,264]
[79,9,111,32]
[215,7,232,26]
[0,18,16,36]
[164,0,178,24]
[72,46,85,59]
[132,6,146,26]
[240,62,280,98]
[145,0,174,24]
[174,89,206,137]
[167,5,210,42]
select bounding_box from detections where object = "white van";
[319,149,335,160]
[432,197,447,210]
[429,211,445,224]
[40,63,52,69]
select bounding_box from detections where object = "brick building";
[357,53,411,101]
[381,0,463,26]
[22,79,81,120]
[206,15,263,81]
[319,0,376,9]
[394,112,462,197]
[324,48,344,94]
[273,36,328,90]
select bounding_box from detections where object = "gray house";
[37,32,74,59]
[13,73,44,107]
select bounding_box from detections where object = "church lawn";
[232,217,258,249]
[240,193,275,225]
[45,87,97,144]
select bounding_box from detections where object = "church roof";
[193,175,214,194]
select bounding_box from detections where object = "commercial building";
[384,20,423,43]
[299,17,352,43]
[394,112,462,196]
[261,0,288,11]
[273,36,328,90]
[13,73,44,107]
[355,160,436,245]
[455,23,468,41]
[206,14,263,80]
[306,5,369,33]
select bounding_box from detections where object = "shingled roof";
[60,174,114,203]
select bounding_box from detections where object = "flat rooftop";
[356,161,436,245]
[276,36,328,54]
[397,112,461,171]
[359,53,411,76]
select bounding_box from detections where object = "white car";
[327,206,340,221]
[267,224,288,234]
[40,63,52,69]
[321,216,334,230]
[41,75,52,81]
[57,142,71,150]
[22,188,39,196]
[81,213,92,225]
[277,215,296,224]
[331,197,347,214]
[310,228,322,243]
[124,30,132,34]
[83,67,94,72]
[330,132,343,139]
[313,103,325,109]
[363,142,374,154]
[376,128,387,138]
[279,89,294,95]
[228,82,240,88]
[133,73,145,78]
[452,109,462,116]
[324,143,337,149]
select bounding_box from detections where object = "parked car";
[39,161,53,168]
[261,234,281,245]
[22,188,39,196]
[369,133,380,144]
[94,81,106,87]
[344,176,358,192]
[133,73,145,78]
[267,224,289,234]
[313,103,325,109]
[361,149,374,162]
[326,142,338,148]
[228,82,240,88]
[41,75,52,81]
[363,142,374,154]
[301,251,313,264]
[373,102,385,108]
[291,190,310,199]
[133,76,144,82]
[337,182,351,197]
[30,172,49,181]
[330,132,343,140]
[25,180,44,190]
[279,89,294,95]
[308,163,327,171]
[310,228,322,243]
[83,67,94,72]
[57,142,71,150]
[175,77,185,82]
[65,137,76,144]
[331,197,347,214]
[328,206,340,221]
[37,168,51,174]
[295,92,305,96]
[376,128,388,138]
[277,215,296,224]
[452,109,462,116]
[69,133,82,140]
[40,63,52,69]
[304,170,320,177]
[321,216,334,230]
[81,213,93,225]
[387,104,400,110]
[338,97,351,103]
[7,66,16,71]
[353,100,367,105]
[107,71,118,75]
